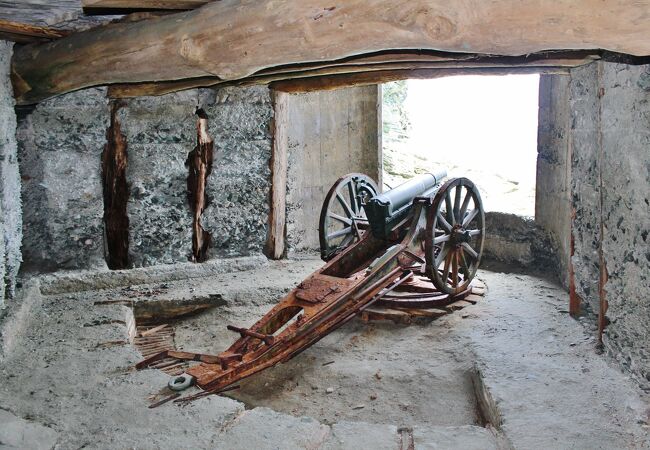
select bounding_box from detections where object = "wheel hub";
[450,226,470,247]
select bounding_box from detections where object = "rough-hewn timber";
[11,0,650,104]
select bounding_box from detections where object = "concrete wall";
[285,86,381,253]
[17,88,108,272]
[0,41,21,305]
[542,62,650,388]
[536,75,572,287]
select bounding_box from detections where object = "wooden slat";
[82,0,211,11]
[107,53,590,99]
[0,19,69,43]
[12,0,650,104]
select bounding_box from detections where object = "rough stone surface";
[536,74,572,288]
[200,86,273,258]
[17,87,108,272]
[0,40,21,304]
[120,91,196,267]
[599,62,650,387]
[551,61,650,388]
[483,212,557,274]
[17,85,274,271]
[0,408,59,450]
[285,86,381,253]
[569,63,601,313]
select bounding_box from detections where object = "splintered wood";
[133,324,189,376]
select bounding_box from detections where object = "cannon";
[137,171,485,403]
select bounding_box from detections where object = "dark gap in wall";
[101,100,130,270]
[186,108,214,262]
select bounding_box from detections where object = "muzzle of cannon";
[138,172,485,404]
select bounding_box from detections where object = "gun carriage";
[138,171,485,402]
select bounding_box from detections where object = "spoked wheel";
[425,178,485,295]
[319,173,379,261]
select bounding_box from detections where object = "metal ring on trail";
[168,374,195,391]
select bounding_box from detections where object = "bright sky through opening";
[400,74,540,216]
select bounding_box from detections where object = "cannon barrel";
[364,170,446,239]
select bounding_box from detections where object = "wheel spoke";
[445,191,454,225]
[339,233,355,248]
[442,250,452,283]
[460,251,471,278]
[461,242,479,260]
[327,226,352,240]
[435,243,450,267]
[467,229,481,237]
[336,192,354,218]
[462,208,479,227]
[437,212,452,232]
[459,190,472,220]
[451,249,459,287]
[328,212,352,225]
[347,181,357,215]
[453,185,462,223]
[433,234,450,244]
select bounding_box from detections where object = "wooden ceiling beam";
[11,0,650,104]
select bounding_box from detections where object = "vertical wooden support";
[186,108,214,262]
[266,90,289,259]
[101,100,130,270]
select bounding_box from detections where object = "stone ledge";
[37,255,269,295]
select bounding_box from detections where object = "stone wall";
[285,86,381,253]
[598,62,650,385]
[17,85,274,270]
[569,64,602,312]
[17,88,108,272]
[543,62,650,388]
[119,92,196,267]
[201,86,273,258]
[0,41,21,306]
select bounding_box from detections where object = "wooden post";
[266,90,289,259]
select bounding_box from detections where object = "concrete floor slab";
[413,425,498,450]
[214,407,329,450]
[0,259,647,449]
[321,421,398,450]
